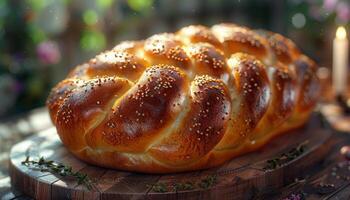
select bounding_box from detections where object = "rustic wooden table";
[1,106,350,200]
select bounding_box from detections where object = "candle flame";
[336,26,347,39]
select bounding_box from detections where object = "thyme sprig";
[263,141,309,171]
[21,156,95,190]
[198,175,217,189]
[149,175,217,193]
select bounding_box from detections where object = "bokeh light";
[83,10,98,25]
[80,30,106,51]
[292,13,306,28]
[127,0,154,12]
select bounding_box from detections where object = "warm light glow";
[336,26,347,39]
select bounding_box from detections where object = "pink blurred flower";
[36,41,61,65]
[283,193,303,200]
[336,2,350,22]
[323,0,338,12]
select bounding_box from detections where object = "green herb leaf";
[263,141,308,171]
[21,156,95,190]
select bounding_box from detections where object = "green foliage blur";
[0,0,349,118]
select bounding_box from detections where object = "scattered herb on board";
[315,183,336,195]
[21,156,95,190]
[174,181,195,191]
[149,175,217,193]
[151,182,168,193]
[263,141,308,171]
[198,175,217,189]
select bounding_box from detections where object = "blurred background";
[0,0,349,118]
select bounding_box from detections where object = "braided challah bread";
[47,23,320,173]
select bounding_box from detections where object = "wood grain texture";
[9,114,332,200]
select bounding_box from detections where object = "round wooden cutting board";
[9,114,332,200]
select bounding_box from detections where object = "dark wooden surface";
[1,108,350,199]
[8,114,330,200]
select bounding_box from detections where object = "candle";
[333,26,349,96]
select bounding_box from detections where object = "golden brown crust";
[47,23,320,173]
[248,62,296,144]
[211,24,270,61]
[267,32,301,65]
[67,64,89,79]
[149,75,231,166]
[86,50,147,82]
[144,33,191,69]
[54,77,132,151]
[292,55,319,112]
[112,41,143,54]
[86,65,188,153]
[214,53,271,150]
[186,43,229,80]
[47,79,76,122]
[177,25,223,49]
